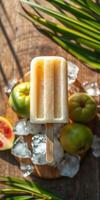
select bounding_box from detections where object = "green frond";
[20,0,100,70]
[0,176,62,200]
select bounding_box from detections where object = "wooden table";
[0,1,100,199]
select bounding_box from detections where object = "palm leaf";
[19,7,100,70]
[0,188,29,195]
[21,0,100,38]
[47,0,100,31]
[78,18,100,31]
[85,0,100,16]
[20,6,100,51]
[69,0,100,18]
[40,29,100,69]
[70,0,92,7]
[47,0,96,20]
[1,196,33,200]
[20,0,100,70]
[1,195,33,200]
[0,176,62,200]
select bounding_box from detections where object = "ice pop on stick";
[30,56,68,163]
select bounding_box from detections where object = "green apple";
[60,123,93,155]
[9,82,30,117]
[68,93,97,123]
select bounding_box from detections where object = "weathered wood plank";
[0,0,100,199]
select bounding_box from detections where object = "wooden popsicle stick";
[45,124,54,163]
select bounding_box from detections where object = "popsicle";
[30,56,68,163]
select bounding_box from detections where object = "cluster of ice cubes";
[12,117,100,178]
[31,135,65,166]
[68,62,100,97]
[12,121,82,178]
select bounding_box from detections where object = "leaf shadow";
[0,150,19,166]
[0,19,24,81]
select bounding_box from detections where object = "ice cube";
[54,138,64,164]
[53,124,65,138]
[91,135,100,158]
[25,121,42,135]
[20,163,33,177]
[83,82,100,97]
[11,137,32,158]
[4,79,18,94]
[58,154,80,178]
[14,119,41,136]
[31,134,46,165]
[13,120,26,135]
[31,153,46,165]
[92,149,100,158]
[68,62,79,85]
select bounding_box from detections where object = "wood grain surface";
[0,0,100,199]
